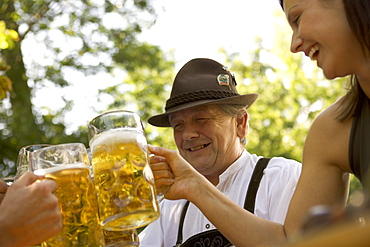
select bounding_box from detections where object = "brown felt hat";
[148,58,258,127]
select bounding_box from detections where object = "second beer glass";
[88,110,159,231]
[32,143,105,246]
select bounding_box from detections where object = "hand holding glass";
[32,143,105,246]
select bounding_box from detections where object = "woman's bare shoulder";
[304,99,352,172]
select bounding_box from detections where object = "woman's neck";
[357,74,370,99]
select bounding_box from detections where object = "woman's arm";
[149,145,287,247]
[284,103,352,237]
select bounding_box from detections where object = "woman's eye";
[293,15,301,25]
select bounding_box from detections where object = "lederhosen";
[174,158,271,247]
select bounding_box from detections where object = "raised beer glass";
[88,110,160,231]
[103,229,139,247]
[32,143,105,247]
[14,144,51,181]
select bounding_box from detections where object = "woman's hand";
[148,145,207,202]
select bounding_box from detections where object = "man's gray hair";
[217,104,248,145]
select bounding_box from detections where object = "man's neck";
[204,149,245,186]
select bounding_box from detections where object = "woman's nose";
[290,32,304,53]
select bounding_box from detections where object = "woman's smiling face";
[284,0,365,80]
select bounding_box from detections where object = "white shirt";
[139,150,302,247]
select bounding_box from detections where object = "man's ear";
[236,113,248,138]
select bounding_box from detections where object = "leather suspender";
[175,200,191,246]
[175,157,271,246]
[244,157,271,213]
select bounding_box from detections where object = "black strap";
[244,157,271,213]
[175,200,190,246]
[175,157,271,246]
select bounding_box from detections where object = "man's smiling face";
[169,104,242,179]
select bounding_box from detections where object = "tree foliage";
[0,3,361,197]
[0,0,168,176]
[0,20,17,100]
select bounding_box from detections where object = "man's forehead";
[169,104,220,120]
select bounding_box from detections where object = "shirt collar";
[216,150,249,191]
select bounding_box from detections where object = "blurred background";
[0,0,361,196]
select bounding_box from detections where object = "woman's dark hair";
[278,0,370,120]
[279,0,284,9]
[338,0,370,121]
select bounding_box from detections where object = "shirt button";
[205,224,210,229]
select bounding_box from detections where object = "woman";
[280,0,370,244]
[149,0,370,246]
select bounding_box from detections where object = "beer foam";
[90,128,146,148]
[34,163,89,176]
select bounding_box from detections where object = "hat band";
[165,90,239,110]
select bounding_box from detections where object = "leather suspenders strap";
[175,200,191,247]
[175,157,271,247]
[244,157,271,213]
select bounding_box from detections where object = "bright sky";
[30,0,288,132]
[141,0,283,67]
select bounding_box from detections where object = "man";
[139,58,302,246]
[0,172,62,247]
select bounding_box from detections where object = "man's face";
[169,104,244,180]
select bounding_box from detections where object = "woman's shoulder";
[305,98,353,172]
[313,96,351,128]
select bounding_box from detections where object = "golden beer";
[35,165,105,247]
[90,128,159,230]
[103,229,139,247]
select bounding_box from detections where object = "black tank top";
[349,93,370,185]
[174,158,271,247]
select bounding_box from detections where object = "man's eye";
[173,123,183,130]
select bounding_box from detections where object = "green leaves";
[0,0,158,176]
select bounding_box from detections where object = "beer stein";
[14,144,52,181]
[88,110,160,231]
[103,229,139,247]
[32,143,105,247]
[87,148,140,246]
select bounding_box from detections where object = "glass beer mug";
[32,143,105,247]
[103,229,139,247]
[88,110,160,231]
[15,144,52,181]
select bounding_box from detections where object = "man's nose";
[182,125,199,140]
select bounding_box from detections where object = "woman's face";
[283,0,366,80]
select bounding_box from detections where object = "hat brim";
[148,93,258,127]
